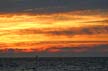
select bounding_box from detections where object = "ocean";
[0,57,108,71]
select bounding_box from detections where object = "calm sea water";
[0,57,108,71]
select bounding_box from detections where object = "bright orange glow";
[0,10,108,52]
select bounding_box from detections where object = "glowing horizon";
[0,10,108,52]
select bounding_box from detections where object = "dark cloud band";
[0,0,108,13]
[10,25,108,36]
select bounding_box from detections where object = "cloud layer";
[0,0,108,13]
[0,10,108,56]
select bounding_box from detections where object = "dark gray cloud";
[0,0,108,13]
[88,44,108,53]
[38,44,108,57]
[44,46,87,53]
[50,26,108,35]
[13,25,108,36]
[44,44,108,53]
[1,44,108,57]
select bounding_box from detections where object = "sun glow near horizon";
[0,10,108,51]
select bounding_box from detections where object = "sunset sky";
[0,0,108,56]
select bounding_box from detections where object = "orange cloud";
[0,10,108,52]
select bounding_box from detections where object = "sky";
[0,0,108,57]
